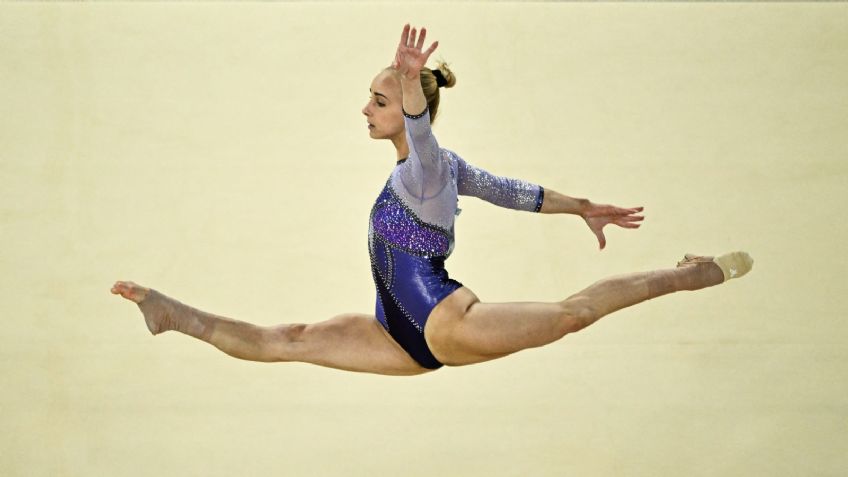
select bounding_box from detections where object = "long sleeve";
[396,108,452,203]
[454,152,544,212]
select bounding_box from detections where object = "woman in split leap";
[111,24,753,376]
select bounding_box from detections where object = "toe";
[111,280,150,303]
[111,281,126,294]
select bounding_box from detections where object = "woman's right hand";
[391,24,439,81]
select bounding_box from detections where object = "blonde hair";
[384,61,457,125]
[419,61,456,124]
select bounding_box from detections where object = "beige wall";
[1,3,846,476]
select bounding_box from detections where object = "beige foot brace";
[714,251,754,281]
[679,251,754,282]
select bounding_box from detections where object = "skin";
[112,24,728,376]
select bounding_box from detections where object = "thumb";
[594,228,607,250]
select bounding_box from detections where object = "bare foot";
[110,280,151,304]
[111,280,190,335]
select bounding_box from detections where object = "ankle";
[678,264,723,291]
[174,301,214,340]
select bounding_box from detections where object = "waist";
[369,228,453,259]
[369,233,453,286]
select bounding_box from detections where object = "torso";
[367,154,465,369]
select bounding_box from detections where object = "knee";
[558,297,597,335]
[263,323,309,362]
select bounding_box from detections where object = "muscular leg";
[111,281,429,376]
[426,255,740,366]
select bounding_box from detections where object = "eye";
[370,95,386,108]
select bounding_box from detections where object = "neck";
[391,134,409,163]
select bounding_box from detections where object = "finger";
[614,207,642,216]
[614,222,642,229]
[610,206,642,216]
[593,228,606,250]
[614,215,643,225]
[423,40,439,59]
[416,27,427,50]
[399,24,410,47]
[409,27,417,48]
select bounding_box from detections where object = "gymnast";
[111,24,753,376]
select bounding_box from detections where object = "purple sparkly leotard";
[368,108,545,369]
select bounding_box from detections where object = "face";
[362,70,404,141]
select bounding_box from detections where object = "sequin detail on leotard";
[367,108,545,370]
[368,175,461,369]
[371,184,452,257]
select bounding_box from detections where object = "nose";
[362,104,369,116]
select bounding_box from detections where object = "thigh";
[285,313,432,376]
[425,287,569,366]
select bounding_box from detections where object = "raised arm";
[393,24,437,120]
[392,24,449,201]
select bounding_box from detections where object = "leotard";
[368,108,545,369]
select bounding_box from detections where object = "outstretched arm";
[538,189,590,215]
[391,24,450,202]
[455,154,643,250]
[455,153,544,212]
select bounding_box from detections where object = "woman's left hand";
[392,24,439,81]
[581,203,645,250]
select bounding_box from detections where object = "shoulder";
[438,148,464,181]
[440,147,470,172]
[439,147,460,169]
[439,147,462,163]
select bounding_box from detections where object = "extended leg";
[111,281,429,376]
[426,253,751,366]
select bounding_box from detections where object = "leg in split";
[425,253,751,366]
[110,281,430,376]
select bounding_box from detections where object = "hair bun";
[434,61,456,88]
[432,69,449,87]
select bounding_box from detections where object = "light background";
[1,2,846,476]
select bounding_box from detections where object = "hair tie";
[432,68,448,88]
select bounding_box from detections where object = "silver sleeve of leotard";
[453,152,544,212]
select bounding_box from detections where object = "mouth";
[367,123,375,130]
